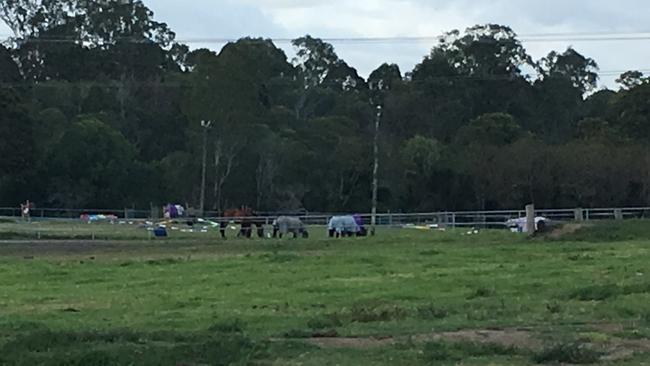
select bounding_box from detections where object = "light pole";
[199,120,212,215]
[371,105,382,236]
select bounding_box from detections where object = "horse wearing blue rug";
[327,215,367,238]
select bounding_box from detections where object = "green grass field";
[1,220,650,365]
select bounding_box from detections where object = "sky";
[2,0,650,89]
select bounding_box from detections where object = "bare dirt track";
[0,240,213,258]
[306,328,541,350]
[304,326,650,362]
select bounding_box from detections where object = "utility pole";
[371,105,382,236]
[199,120,212,216]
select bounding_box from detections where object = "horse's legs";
[257,225,264,238]
[329,229,335,238]
[220,227,226,239]
[246,227,252,238]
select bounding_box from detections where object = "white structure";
[505,217,549,233]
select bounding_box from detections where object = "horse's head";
[239,206,254,217]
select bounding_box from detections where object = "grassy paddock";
[1,222,650,364]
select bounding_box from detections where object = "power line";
[3,31,650,44]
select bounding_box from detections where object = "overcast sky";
[3,0,650,89]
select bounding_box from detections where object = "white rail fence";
[2,207,650,228]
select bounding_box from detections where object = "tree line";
[1,1,649,213]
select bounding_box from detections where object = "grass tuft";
[468,287,495,299]
[416,303,449,319]
[208,318,246,333]
[307,315,343,330]
[569,284,621,301]
[422,341,520,362]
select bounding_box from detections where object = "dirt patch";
[0,240,129,256]
[591,323,625,334]
[307,336,395,349]
[306,328,540,350]
[547,223,592,239]
[305,326,650,362]
[0,240,206,258]
[421,329,542,350]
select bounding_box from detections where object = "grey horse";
[272,216,309,238]
[328,216,367,238]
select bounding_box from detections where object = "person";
[20,200,32,222]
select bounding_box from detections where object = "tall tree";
[617,70,649,90]
[539,47,599,93]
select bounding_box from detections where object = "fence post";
[574,208,583,222]
[614,209,623,220]
[526,204,535,236]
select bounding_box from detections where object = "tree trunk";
[212,140,238,211]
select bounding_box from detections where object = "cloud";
[148,0,289,39]
[235,0,650,88]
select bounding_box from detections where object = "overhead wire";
[0,30,647,87]
[2,31,650,44]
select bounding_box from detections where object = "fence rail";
[3,206,650,228]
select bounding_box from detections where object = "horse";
[328,215,368,238]
[272,216,309,239]
[223,206,266,238]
